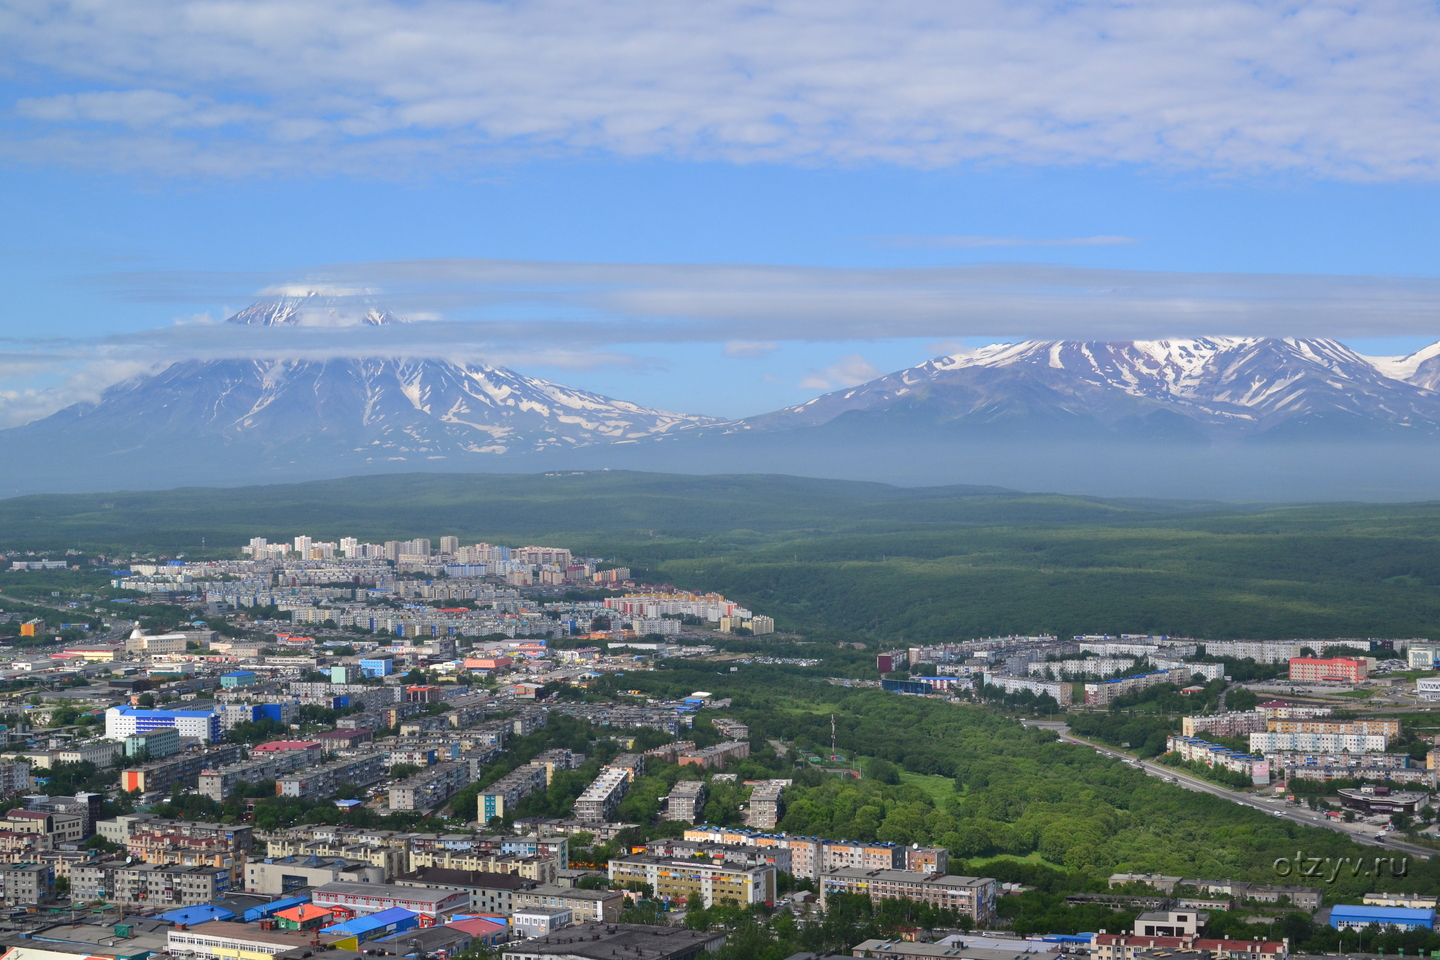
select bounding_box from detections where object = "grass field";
[6,469,1440,642]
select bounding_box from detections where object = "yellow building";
[608,855,775,907]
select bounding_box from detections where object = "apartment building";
[677,741,750,769]
[1258,700,1333,720]
[665,781,707,823]
[1203,641,1305,664]
[479,764,548,822]
[105,706,221,742]
[251,739,327,763]
[1251,731,1388,754]
[198,750,314,802]
[711,718,749,740]
[1269,719,1400,742]
[644,838,792,874]
[53,740,121,768]
[746,781,786,830]
[608,855,776,908]
[1181,712,1269,738]
[531,748,585,784]
[1289,657,1368,683]
[120,743,243,795]
[1085,670,1187,707]
[72,862,230,904]
[819,868,995,923]
[984,675,1073,706]
[265,839,408,879]
[787,838,905,879]
[1166,736,1271,785]
[0,864,51,906]
[906,846,950,875]
[406,849,559,884]
[128,820,252,885]
[389,762,473,812]
[573,767,630,822]
[5,810,83,846]
[276,753,386,800]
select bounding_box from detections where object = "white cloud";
[3,1,1440,178]
[799,354,881,390]
[724,340,779,358]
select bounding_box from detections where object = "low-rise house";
[312,880,470,920]
[1091,934,1287,960]
[513,883,624,923]
[393,866,537,913]
[246,855,386,895]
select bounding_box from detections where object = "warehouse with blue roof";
[321,907,420,943]
[1330,904,1435,931]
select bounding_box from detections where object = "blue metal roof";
[243,895,308,922]
[322,907,420,936]
[1331,905,1435,923]
[157,904,235,926]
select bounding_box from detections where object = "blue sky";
[4,0,1440,422]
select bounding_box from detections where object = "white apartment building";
[1250,731,1388,753]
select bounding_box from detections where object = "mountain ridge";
[728,337,1440,440]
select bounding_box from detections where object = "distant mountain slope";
[730,338,1440,440]
[1,295,716,469]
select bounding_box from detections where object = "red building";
[1289,657,1368,683]
[406,685,445,703]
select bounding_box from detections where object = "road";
[1023,719,1434,861]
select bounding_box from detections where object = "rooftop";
[498,922,724,960]
[173,921,345,949]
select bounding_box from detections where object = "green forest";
[10,469,1440,641]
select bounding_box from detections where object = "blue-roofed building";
[244,895,310,922]
[321,907,420,942]
[158,903,235,926]
[104,705,221,742]
[359,655,395,678]
[220,670,258,689]
[1330,904,1435,931]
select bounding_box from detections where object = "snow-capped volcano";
[0,300,717,469]
[733,337,1440,439]
[227,291,403,327]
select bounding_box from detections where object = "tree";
[864,758,901,784]
[136,693,155,708]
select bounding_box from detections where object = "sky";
[3,0,1440,422]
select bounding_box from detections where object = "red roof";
[252,740,322,751]
[275,904,332,923]
[445,918,506,936]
